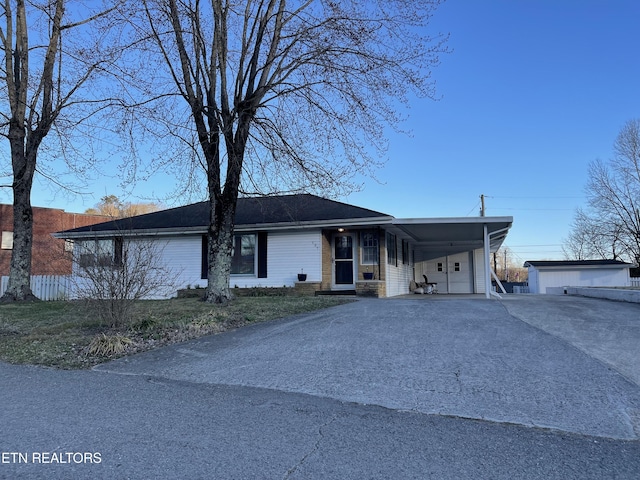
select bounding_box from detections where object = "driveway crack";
[283,414,337,479]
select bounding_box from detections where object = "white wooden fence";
[632,277,640,287]
[0,275,71,301]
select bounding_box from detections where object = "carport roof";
[388,217,513,260]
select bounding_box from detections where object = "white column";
[484,224,491,299]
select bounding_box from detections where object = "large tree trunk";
[205,197,236,304]
[1,125,38,302]
[204,119,248,304]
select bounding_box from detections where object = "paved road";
[2,295,640,479]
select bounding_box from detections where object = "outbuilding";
[524,260,635,294]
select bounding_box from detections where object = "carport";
[387,216,513,297]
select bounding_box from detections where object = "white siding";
[165,230,322,290]
[386,248,414,297]
[69,231,323,299]
[154,236,204,290]
[153,231,322,290]
[236,230,322,288]
[67,237,191,300]
[473,248,486,294]
[527,267,540,294]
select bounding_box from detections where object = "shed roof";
[524,260,635,269]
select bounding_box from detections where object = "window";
[402,240,410,265]
[454,262,461,272]
[78,238,123,268]
[437,262,443,272]
[202,233,260,279]
[231,234,256,275]
[386,232,397,266]
[1,231,13,250]
[361,232,379,265]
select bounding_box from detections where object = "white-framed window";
[360,231,379,265]
[78,238,123,268]
[230,234,256,275]
[1,231,13,250]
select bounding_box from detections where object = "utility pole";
[480,194,485,217]
[504,248,508,282]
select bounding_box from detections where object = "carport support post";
[484,224,491,299]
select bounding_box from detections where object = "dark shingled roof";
[524,260,634,268]
[60,194,391,235]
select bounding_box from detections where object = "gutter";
[53,216,396,239]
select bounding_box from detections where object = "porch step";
[315,290,357,296]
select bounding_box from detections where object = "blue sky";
[13,0,640,263]
[349,0,640,263]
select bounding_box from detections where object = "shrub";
[72,237,179,328]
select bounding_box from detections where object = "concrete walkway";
[96,295,640,440]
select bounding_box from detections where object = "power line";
[489,195,585,200]
[492,208,575,212]
[507,244,564,247]
[465,200,481,217]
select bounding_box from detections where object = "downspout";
[484,225,510,299]
[377,227,381,281]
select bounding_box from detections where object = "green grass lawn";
[0,296,351,369]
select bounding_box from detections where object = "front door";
[333,234,355,289]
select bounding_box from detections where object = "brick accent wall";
[355,280,386,297]
[0,205,109,276]
[321,230,333,290]
[294,281,322,296]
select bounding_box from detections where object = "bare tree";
[85,194,163,218]
[72,236,179,328]
[565,119,640,264]
[493,246,527,282]
[130,0,448,303]
[563,207,624,260]
[0,1,122,302]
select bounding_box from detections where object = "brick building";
[0,205,108,276]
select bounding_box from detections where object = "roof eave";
[524,262,635,270]
[54,216,396,239]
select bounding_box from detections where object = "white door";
[423,252,474,294]
[448,252,473,294]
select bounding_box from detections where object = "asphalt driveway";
[4,294,640,479]
[95,295,640,441]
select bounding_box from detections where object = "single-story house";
[55,194,513,299]
[524,260,636,294]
